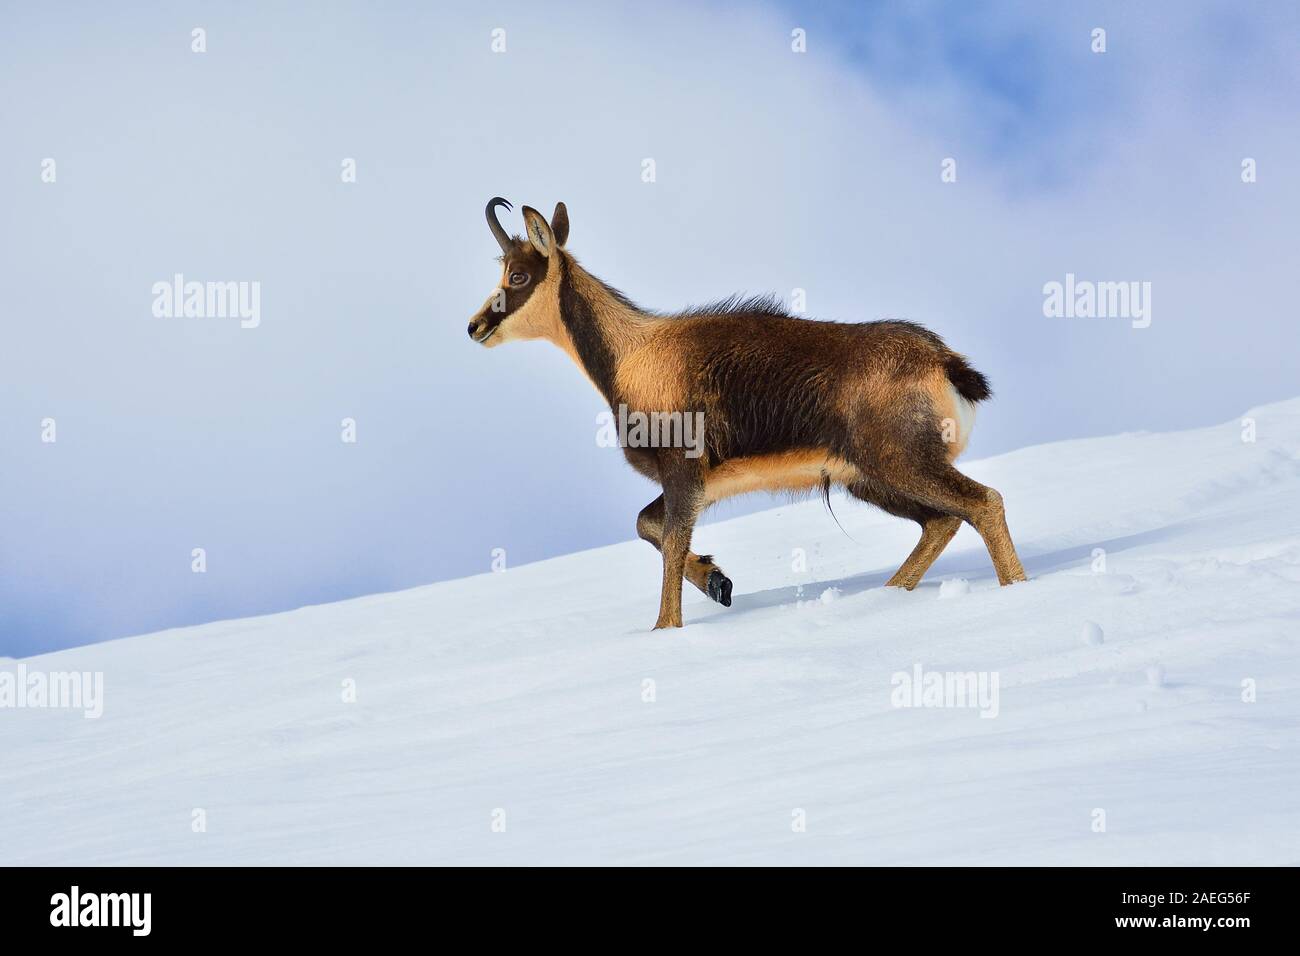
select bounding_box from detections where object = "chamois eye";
[509,271,529,287]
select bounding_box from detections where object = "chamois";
[467,198,1027,629]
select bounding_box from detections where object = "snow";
[3,399,1299,865]
[938,577,972,599]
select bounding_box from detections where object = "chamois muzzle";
[486,197,513,254]
[467,315,495,343]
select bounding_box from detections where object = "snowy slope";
[3,400,1299,866]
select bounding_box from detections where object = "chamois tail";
[944,353,992,404]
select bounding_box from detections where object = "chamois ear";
[551,202,570,247]
[521,206,555,258]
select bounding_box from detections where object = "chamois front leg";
[652,455,705,630]
[636,495,733,607]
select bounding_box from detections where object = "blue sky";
[2,1,1297,655]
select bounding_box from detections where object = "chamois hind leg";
[881,464,1026,585]
[847,478,962,590]
[637,494,732,609]
[887,515,963,589]
[848,405,1026,586]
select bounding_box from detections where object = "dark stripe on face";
[480,243,550,336]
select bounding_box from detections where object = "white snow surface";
[3,400,1300,865]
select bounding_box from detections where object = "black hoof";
[706,569,733,607]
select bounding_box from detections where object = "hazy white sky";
[2,1,1296,654]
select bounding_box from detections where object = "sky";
[2,1,1297,656]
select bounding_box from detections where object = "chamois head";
[467,198,570,347]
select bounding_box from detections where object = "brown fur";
[467,201,1026,629]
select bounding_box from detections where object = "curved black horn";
[485,197,513,253]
